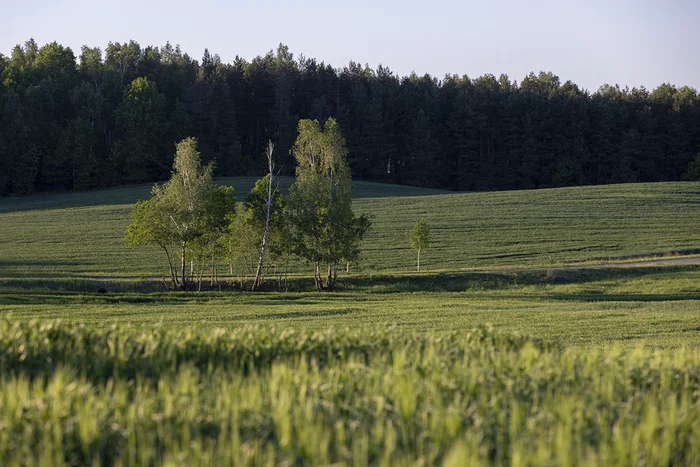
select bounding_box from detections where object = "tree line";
[1,38,699,196]
[127,119,370,291]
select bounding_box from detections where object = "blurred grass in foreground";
[0,320,698,465]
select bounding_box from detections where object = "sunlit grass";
[0,320,698,465]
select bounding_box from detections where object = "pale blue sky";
[2,0,698,92]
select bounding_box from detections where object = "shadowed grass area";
[0,176,448,214]
[2,265,700,348]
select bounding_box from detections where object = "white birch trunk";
[252,141,275,291]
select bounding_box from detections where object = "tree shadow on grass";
[3,263,700,300]
[224,308,360,321]
[341,265,700,294]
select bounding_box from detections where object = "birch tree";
[289,118,370,290]
[252,141,275,290]
[191,184,236,290]
[126,198,178,288]
[126,137,235,289]
[409,219,430,272]
[220,172,286,288]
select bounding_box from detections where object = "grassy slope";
[2,180,700,349]
[0,177,446,276]
[1,180,700,276]
[0,176,447,214]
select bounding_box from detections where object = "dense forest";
[1,38,699,196]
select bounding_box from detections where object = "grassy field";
[2,266,700,348]
[1,320,699,465]
[2,180,700,348]
[0,177,446,277]
[2,180,700,276]
[2,181,700,464]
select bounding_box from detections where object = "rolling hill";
[1,180,699,276]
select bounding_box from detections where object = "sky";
[1,0,698,92]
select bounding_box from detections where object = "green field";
[2,180,700,276]
[2,266,700,348]
[2,181,700,465]
[1,320,699,465]
[1,180,700,347]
